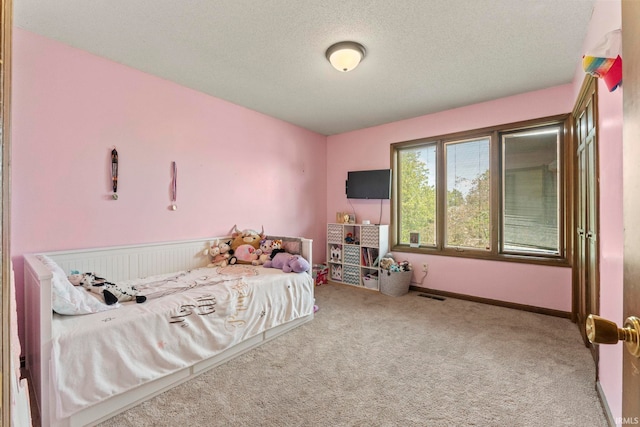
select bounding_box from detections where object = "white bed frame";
[23,236,313,427]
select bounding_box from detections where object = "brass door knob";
[586,314,640,358]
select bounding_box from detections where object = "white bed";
[23,236,314,427]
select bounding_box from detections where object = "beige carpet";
[98,283,606,427]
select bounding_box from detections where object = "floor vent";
[418,293,446,301]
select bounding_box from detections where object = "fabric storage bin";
[362,275,378,289]
[343,245,360,265]
[330,264,343,281]
[343,265,360,285]
[327,224,343,244]
[360,226,380,247]
[312,264,328,285]
[379,270,412,296]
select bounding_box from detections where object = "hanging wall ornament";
[170,161,177,211]
[111,148,119,200]
[582,29,622,92]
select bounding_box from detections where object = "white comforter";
[51,265,314,418]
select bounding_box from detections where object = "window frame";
[390,114,571,266]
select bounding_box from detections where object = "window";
[392,116,568,264]
[445,137,490,250]
[398,145,437,247]
[502,128,560,255]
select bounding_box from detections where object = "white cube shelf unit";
[327,223,389,291]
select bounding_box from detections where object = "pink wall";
[573,0,624,422]
[327,85,575,312]
[13,3,624,417]
[11,29,327,339]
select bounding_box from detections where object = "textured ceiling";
[14,0,596,135]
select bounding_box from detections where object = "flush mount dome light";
[326,41,366,72]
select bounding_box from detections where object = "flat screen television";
[346,169,392,199]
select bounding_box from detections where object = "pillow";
[265,236,302,255]
[36,255,117,315]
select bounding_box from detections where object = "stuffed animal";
[68,271,146,305]
[397,260,412,271]
[253,239,282,266]
[228,224,265,264]
[379,252,396,270]
[380,253,412,272]
[204,239,232,267]
[263,252,310,273]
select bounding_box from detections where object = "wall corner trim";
[596,380,616,427]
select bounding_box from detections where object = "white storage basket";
[362,276,378,289]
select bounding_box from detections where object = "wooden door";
[0,0,11,424]
[577,140,587,326]
[573,75,599,362]
[587,124,599,341]
[622,0,640,418]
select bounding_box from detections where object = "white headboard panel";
[49,239,212,282]
[41,236,312,282]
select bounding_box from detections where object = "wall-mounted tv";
[346,169,392,199]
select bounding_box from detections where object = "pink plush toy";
[233,244,258,264]
[263,252,310,273]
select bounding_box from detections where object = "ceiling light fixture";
[326,41,366,72]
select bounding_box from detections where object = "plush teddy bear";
[379,252,396,270]
[204,239,232,267]
[68,271,146,305]
[253,239,282,266]
[228,224,265,264]
[263,252,310,273]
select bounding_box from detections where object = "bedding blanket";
[51,265,314,418]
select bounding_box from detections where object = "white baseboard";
[596,380,616,427]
